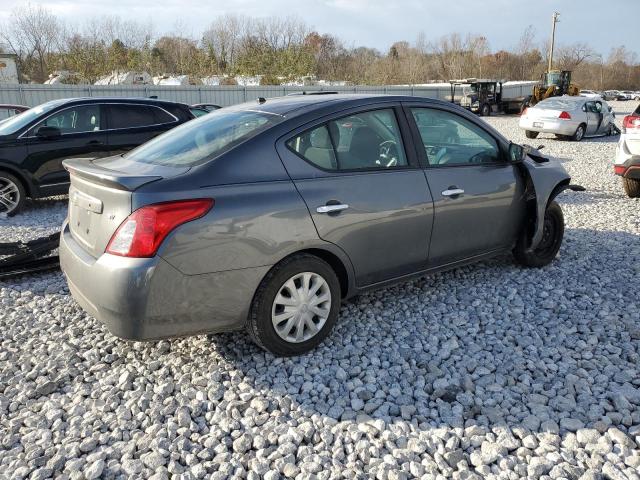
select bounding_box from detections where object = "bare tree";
[0,3,62,82]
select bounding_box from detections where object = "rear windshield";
[536,98,578,110]
[126,109,283,167]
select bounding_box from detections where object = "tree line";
[1,4,639,89]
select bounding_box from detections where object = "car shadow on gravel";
[197,228,640,436]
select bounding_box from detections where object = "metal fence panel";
[0,82,537,107]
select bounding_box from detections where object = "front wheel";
[525,130,539,139]
[513,201,564,268]
[247,254,341,356]
[623,177,640,198]
[0,172,26,216]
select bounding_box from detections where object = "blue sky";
[1,0,638,57]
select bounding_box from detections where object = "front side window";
[411,108,500,166]
[126,109,282,167]
[287,108,408,171]
[32,104,102,135]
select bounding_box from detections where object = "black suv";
[0,98,195,215]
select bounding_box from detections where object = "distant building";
[0,54,19,84]
[153,75,201,86]
[95,71,152,85]
[43,70,89,85]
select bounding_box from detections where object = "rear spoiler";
[63,159,162,191]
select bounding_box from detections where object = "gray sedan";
[60,94,581,356]
[520,96,617,141]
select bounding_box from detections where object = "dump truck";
[450,79,528,116]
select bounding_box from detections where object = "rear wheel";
[247,254,341,356]
[623,177,640,198]
[571,124,586,142]
[514,201,564,268]
[0,172,26,216]
[525,130,539,139]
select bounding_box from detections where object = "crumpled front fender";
[520,150,584,250]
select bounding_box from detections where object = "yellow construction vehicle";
[528,70,580,107]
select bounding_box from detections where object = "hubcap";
[0,178,20,214]
[271,272,331,343]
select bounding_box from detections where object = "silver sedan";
[520,96,617,141]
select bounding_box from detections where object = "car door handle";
[442,188,465,197]
[316,204,349,214]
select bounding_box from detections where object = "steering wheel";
[379,140,399,167]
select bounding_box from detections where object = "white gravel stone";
[1,103,639,479]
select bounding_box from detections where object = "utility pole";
[548,12,560,72]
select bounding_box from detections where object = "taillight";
[622,115,640,133]
[106,199,213,258]
[614,165,626,175]
[559,111,572,120]
[521,108,528,117]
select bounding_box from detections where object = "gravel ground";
[1,102,639,480]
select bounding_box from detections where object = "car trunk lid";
[64,156,188,258]
[527,107,570,121]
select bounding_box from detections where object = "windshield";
[126,108,283,167]
[0,99,66,136]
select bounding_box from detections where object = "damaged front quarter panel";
[519,146,585,251]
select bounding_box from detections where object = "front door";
[278,107,434,287]
[407,105,525,266]
[24,103,108,189]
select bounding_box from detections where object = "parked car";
[59,94,581,356]
[614,103,640,197]
[632,91,640,101]
[191,103,221,112]
[579,89,602,99]
[0,104,29,123]
[620,91,636,100]
[520,96,617,141]
[0,97,194,215]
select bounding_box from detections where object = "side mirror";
[36,125,61,140]
[508,143,526,163]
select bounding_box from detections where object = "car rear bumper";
[519,118,578,136]
[614,137,640,178]
[59,220,270,340]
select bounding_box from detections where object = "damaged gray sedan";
[59,94,582,356]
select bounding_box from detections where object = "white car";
[520,96,617,141]
[580,90,602,99]
[620,91,636,100]
[614,103,640,197]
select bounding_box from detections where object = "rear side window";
[107,105,175,129]
[287,108,408,171]
[125,109,282,167]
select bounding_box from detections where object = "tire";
[571,124,586,142]
[247,253,341,356]
[0,171,26,216]
[513,201,564,268]
[623,177,640,198]
[480,104,491,116]
[525,130,539,139]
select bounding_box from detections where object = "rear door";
[105,104,179,156]
[405,104,525,266]
[277,105,434,287]
[24,103,108,188]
